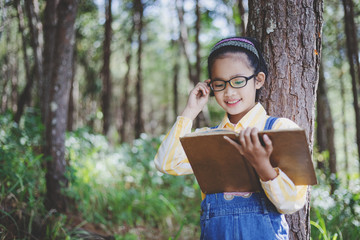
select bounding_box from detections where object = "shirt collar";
[217,103,268,132]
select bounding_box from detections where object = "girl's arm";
[154,80,211,175]
[260,168,308,214]
[225,118,308,214]
[154,116,193,175]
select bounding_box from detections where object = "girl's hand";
[181,79,211,120]
[224,127,278,181]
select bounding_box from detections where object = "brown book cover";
[179,129,317,194]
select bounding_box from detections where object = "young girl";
[154,37,308,239]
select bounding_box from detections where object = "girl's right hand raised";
[181,79,211,120]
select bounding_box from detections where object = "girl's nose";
[224,83,236,96]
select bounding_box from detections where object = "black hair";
[207,37,268,101]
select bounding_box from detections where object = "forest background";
[1,0,360,239]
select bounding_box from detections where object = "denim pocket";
[267,212,289,240]
[201,215,235,240]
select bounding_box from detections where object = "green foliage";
[0,110,76,240]
[311,177,360,240]
[0,109,45,207]
[65,130,202,238]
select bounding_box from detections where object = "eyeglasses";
[209,74,256,92]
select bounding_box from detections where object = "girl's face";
[211,53,265,124]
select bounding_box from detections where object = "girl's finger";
[243,127,253,147]
[197,87,208,97]
[238,129,246,147]
[263,134,273,153]
[193,83,207,96]
[250,128,259,146]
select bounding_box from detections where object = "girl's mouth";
[225,99,241,106]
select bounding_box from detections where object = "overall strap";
[264,116,278,130]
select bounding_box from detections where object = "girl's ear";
[255,72,266,89]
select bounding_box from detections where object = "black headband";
[210,37,259,59]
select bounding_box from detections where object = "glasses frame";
[209,73,257,92]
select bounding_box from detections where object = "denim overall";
[200,117,289,240]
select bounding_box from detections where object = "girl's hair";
[207,37,268,101]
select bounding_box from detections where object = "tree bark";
[193,0,205,128]
[1,53,10,112]
[24,0,43,98]
[14,0,33,123]
[67,48,76,131]
[176,0,206,128]
[42,0,59,127]
[316,63,337,194]
[176,0,195,86]
[340,70,350,187]
[120,52,132,143]
[1,4,18,113]
[247,0,323,239]
[237,0,246,35]
[195,0,201,86]
[101,0,112,136]
[134,0,144,139]
[119,23,134,143]
[45,0,77,212]
[1,11,12,112]
[172,39,180,120]
[342,0,360,174]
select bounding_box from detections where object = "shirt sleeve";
[260,117,309,214]
[260,168,308,214]
[154,116,194,175]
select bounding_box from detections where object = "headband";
[209,37,259,59]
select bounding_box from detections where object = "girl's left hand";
[224,127,278,181]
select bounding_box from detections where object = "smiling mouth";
[225,99,241,105]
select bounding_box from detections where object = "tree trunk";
[237,0,246,35]
[342,0,360,174]
[120,53,132,143]
[45,0,77,212]
[1,58,10,112]
[194,0,204,128]
[340,70,350,187]
[316,63,337,194]
[24,0,43,99]
[67,48,76,131]
[176,0,206,128]
[42,0,59,127]
[1,6,13,113]
[1,14,11,112]
[247,0,323,239]
[176,0,195,86]
[119,24,134,143]
[195,0,201,86]
[134,0,144,139]
[101,0,112,136]
[172,39,180,120]
[14,0,33,123]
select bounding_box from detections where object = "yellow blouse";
[154,103,308,214]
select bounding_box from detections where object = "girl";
[154,37,308,240]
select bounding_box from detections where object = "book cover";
[179,129,317,194]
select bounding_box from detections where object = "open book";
[179,129,317,194]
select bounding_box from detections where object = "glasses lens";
[230,77,247,88]
[211,81,226,91]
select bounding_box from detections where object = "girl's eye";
[213,81,225,88]
[232,79,245,86]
